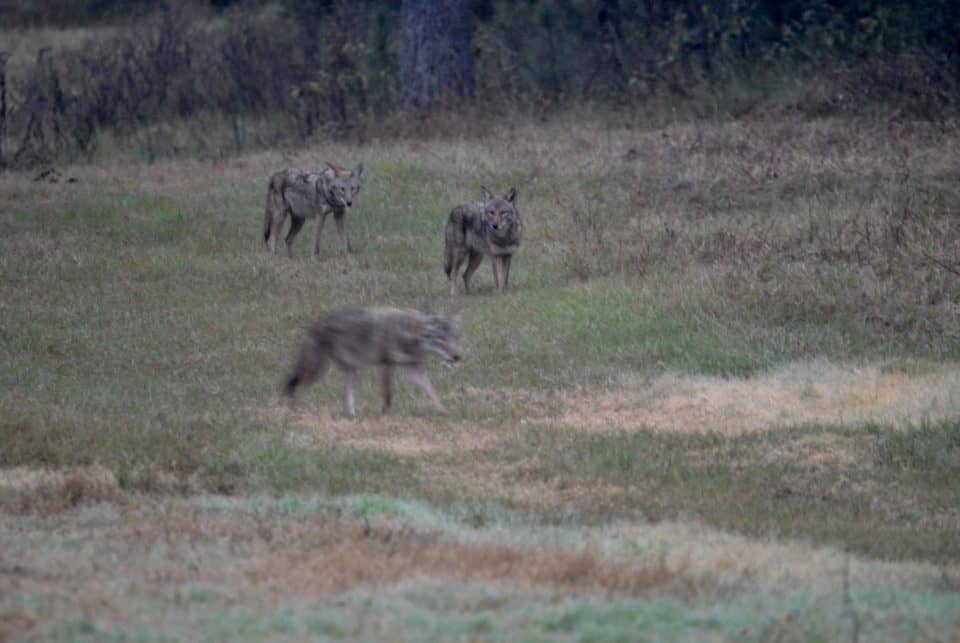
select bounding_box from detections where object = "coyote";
[283,307,461,417]
[263,163,364,258]
[444,186,522,295]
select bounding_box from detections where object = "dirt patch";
[546,363,960,436]
[0,465,128,514]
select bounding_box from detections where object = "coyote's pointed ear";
[505,187,518,203]
[481,186,494,202]
[353,163,364,178]
[322,165,337,179]
[325,162,343,173]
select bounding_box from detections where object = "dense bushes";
[4,5,376,166]
[1,0,958,168]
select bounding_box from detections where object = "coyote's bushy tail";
[283,335,330,398]
[283,374,300,397]
[443,238,453,278]
[443,207,469,277]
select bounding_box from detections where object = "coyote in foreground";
[444,186,522,295]
[283,307,461,417]
[263,163,364,258]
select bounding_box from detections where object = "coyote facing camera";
[284,307,461,417]
[263,163,364,258]
[444,187,522,295]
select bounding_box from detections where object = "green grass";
[21,582,960,642]
[873,420,960,473]
[38,584,960,642]
[501,421,960,561]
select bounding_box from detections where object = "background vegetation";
[1,0,958,168]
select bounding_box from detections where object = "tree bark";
[400,0,475,109]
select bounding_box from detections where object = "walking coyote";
[283,307,461,417]
[444,186,522,295]
[263,163,364,258]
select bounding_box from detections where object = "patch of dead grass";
[423,456,636,512]
[759,431,864,471]
[241,518,676,600]
[0,465,129,515]
[600,518,959,591]
[95,504,677,598]
[0,608,39,643]
[4,499,956,624]
[259,404,511,457]
[546,363,960,436]
[253,364,959,515]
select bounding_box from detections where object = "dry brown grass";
[268,405,506,458]
[0,465,128,514]
[0,502,675,639]
[15,147,359,196]
[247,362,960,515]
[266,363,960,458]
[599,518,960,590]
[545,363,960,436]
[241,518,677,600]
[0,608,39,643]
[424,454,636,512]
[1,495,956,641]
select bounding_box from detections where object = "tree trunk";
[400,0,475,109]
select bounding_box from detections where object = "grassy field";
[2,113,960,641]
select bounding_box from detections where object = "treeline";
[1,0,958,168]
